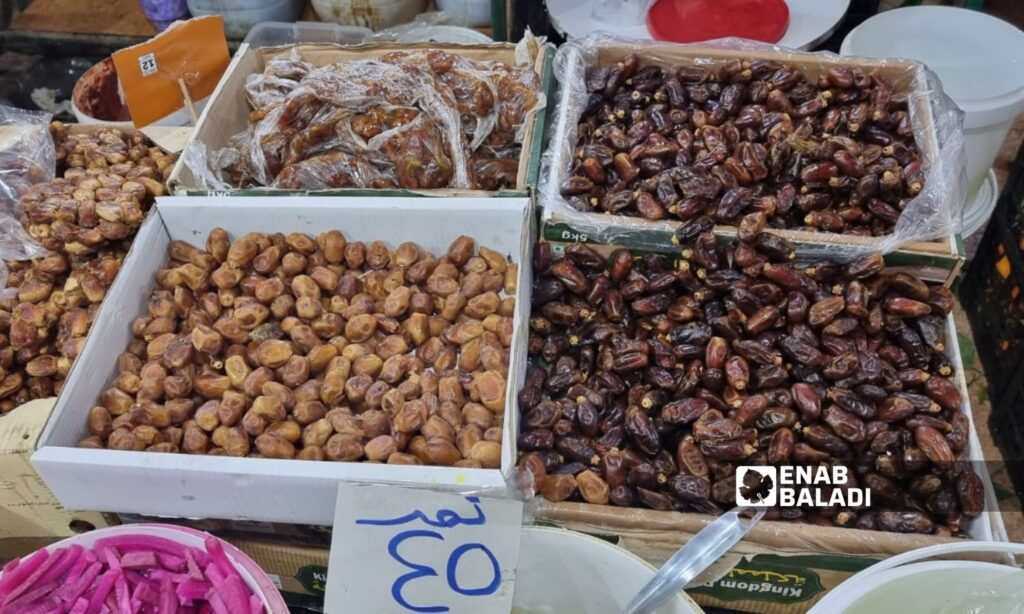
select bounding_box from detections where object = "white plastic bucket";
[841,6,1024,206]
[512,526,703,614]
[809,541,1024,614]
[186,0,306,39]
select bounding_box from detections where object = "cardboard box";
[0,398,109,561]
[540,40,965,285]
[532,316,1008,614]
[225,539,330,603]
[167,40,555,197]
[32,195,535,524]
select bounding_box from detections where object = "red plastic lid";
[647,0,790,44]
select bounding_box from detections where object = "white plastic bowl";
[513,526,703,614]
[809,541,1024,614]
[841,6,1024,204]
[0,524,288,613]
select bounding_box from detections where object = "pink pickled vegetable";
[1,562,18,579]
[85,572,116,614]
[57,562,102,604]
[201,565,223,587]
[221,576,250,614]
[93,537,185,558]
[113,573,130,614]
[1,532,269,614]
[11,595,60,614]
[205,592,228,614]
[0,550,49,600]
[62,556,90,593]
[131,581,158,607]
[201,540,236,582]
[155,554,184,573]
[184,551,203,582]
[175,580,210,604]
[3,581,57,611]
[156,577,174,614]
[3,551,60,606]
[39,546,81,585]
[119,553,158,571]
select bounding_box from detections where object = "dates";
[226,50,542,191]
[567,55,923,235]
[1,125,176,414]
[82,230,516,469]
[521,226,980,535]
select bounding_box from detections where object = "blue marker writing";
[356,496,502,612]
[356,496,486,528]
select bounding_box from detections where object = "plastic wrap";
[0,106,56,216]
[539,33,966,257]
[184,36,545,191]
[0,106,54,298]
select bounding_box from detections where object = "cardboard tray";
[0,398,110,561]
[540,40,965,285]
[167,40,555,198]
[32,196,535,524]
[532,316,1008,614]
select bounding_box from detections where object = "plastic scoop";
[624,507,766,614]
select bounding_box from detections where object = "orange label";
[112,15,230,127]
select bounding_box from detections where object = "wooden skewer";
[177,78,199,125]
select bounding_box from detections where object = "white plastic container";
[186,0,306,40]
[513,527,703,614]
[809,542,1024,613]
[841,6,1024,207]
[436,0,491,27]
[0,524,289,613]
[311,0,427,31]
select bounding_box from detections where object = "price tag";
[111,16,229,127]
[326,483,523,613]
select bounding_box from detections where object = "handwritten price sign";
[326,484,524,613]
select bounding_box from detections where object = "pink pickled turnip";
[39,546,82,586]
[1,533,268,614]
[69,598,89,614]
[184,550,204,582]
[3,550,61,606]
[57,561,102,604]
[84,571,116,614]
[0,550,49,600]
[118,552,157,571]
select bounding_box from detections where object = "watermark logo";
[736,465,871,507]
[736,466,778,506]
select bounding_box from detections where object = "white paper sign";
[326,483,524,613]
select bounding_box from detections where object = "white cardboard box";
[32,196,534,524]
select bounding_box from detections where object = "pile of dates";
[0,124,175,413]
[81,229,517,470]
[518,212,982,535]
[562,54,924,236]
[225,49,543,191]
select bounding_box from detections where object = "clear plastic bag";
[184,35,547,192]
[539,32,967,257]
[0,106,53,298]
[0,106,56,216]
